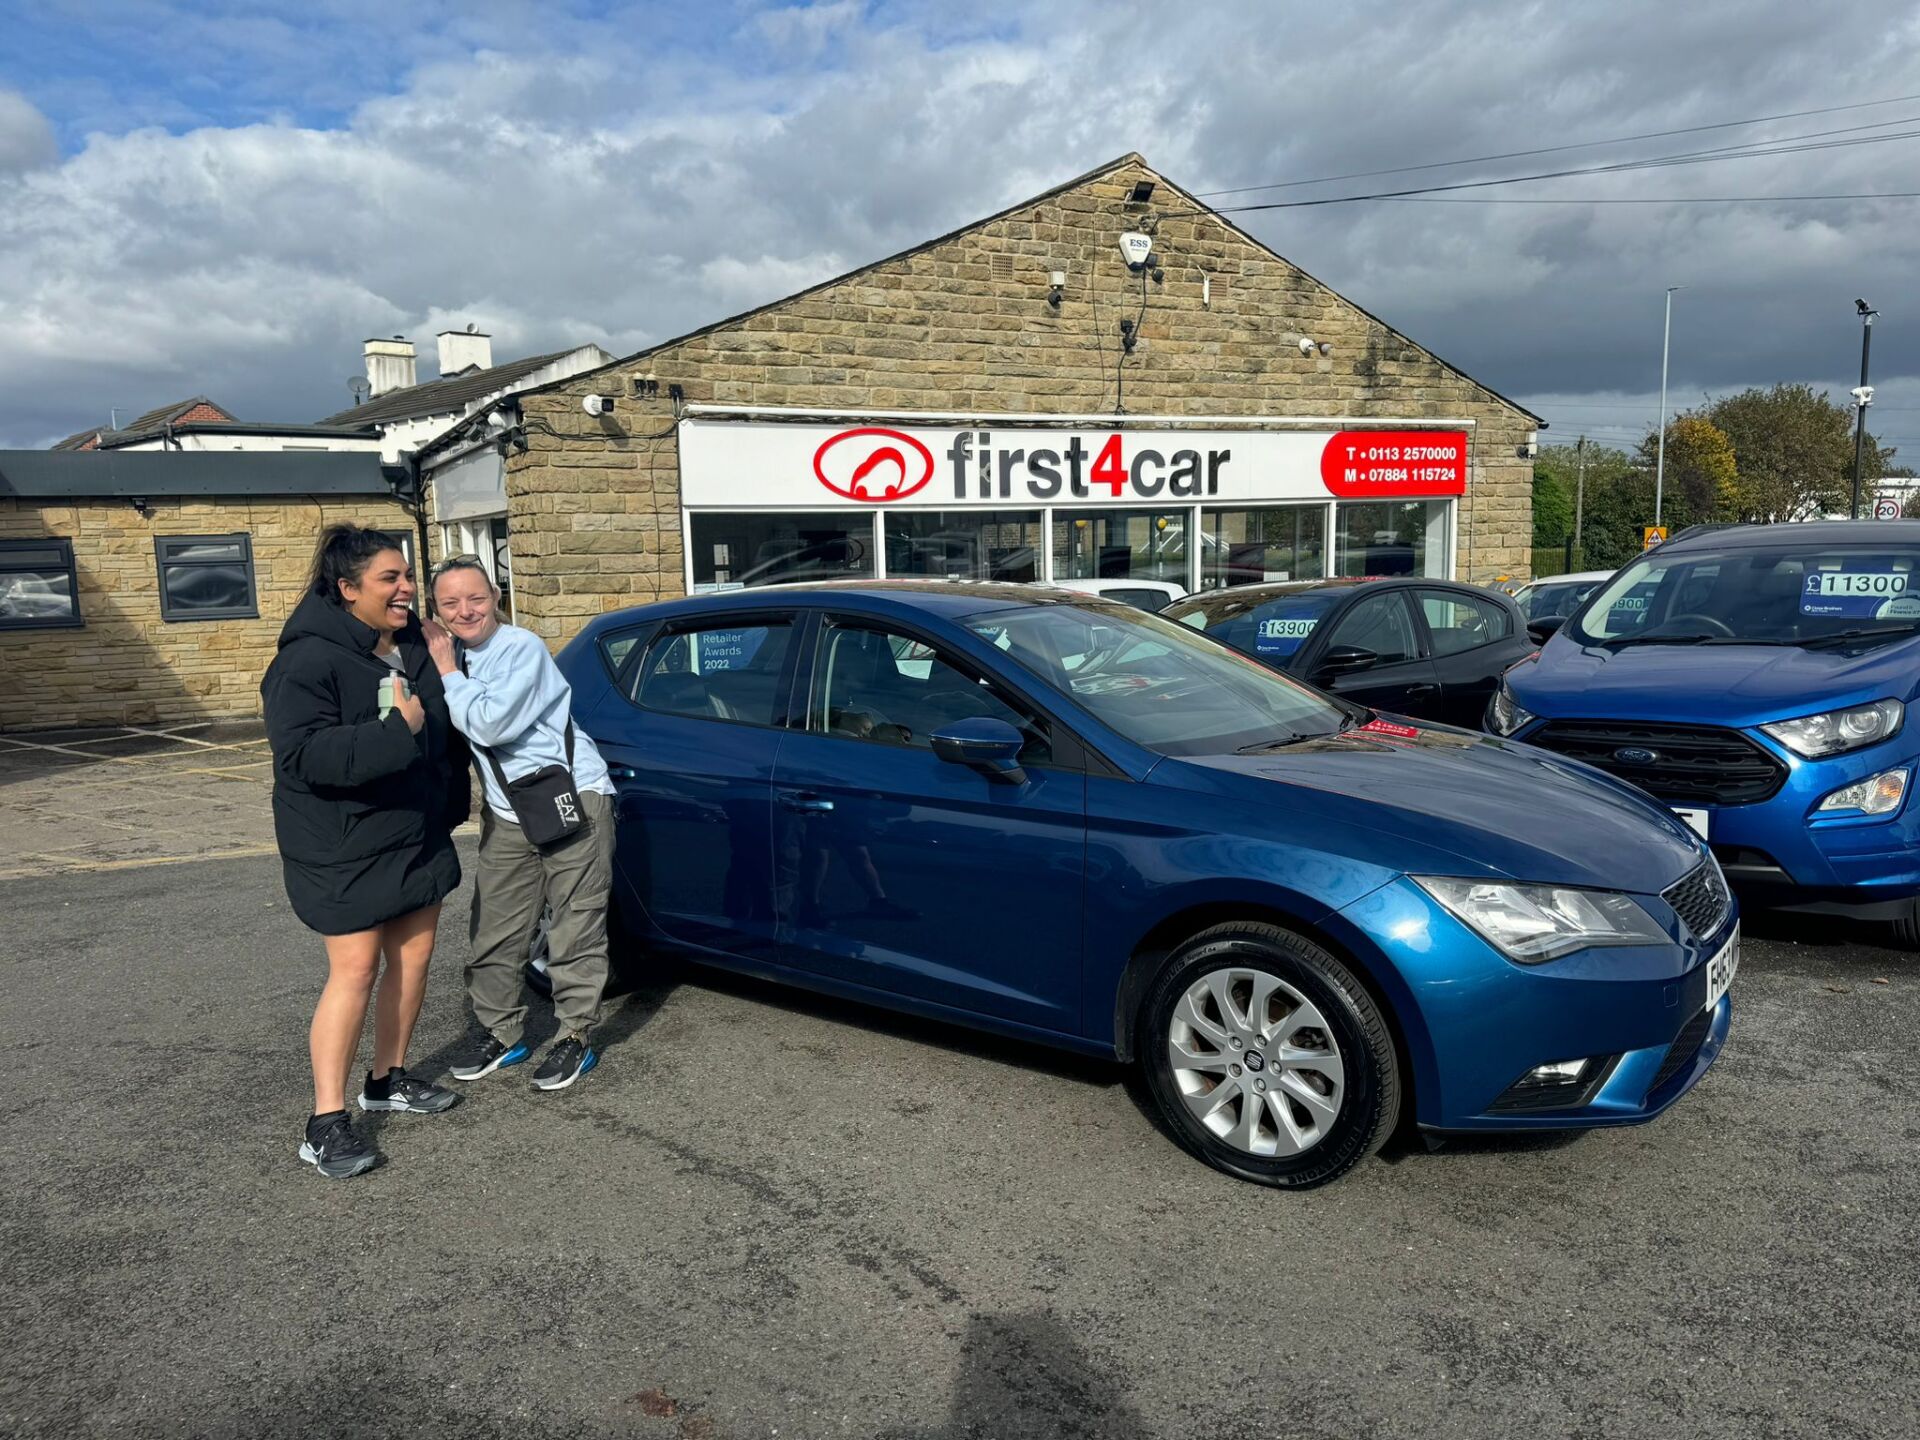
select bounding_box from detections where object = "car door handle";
[607,763,638,781]
[778,791,835,813]
[1404,683,1439,698]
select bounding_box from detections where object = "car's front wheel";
[1139,922,1400,1189]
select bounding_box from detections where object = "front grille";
[1647,1007,1714,1097]
[1529,720,1787,805]
[1663,861,1733,942]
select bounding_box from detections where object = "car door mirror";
[1526,615,1566,644]
[930,716,1028,785]
[1316,644,1378,679]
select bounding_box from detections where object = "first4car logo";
[813,427,937,503]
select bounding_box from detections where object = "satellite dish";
[348,376,371,404]
[466,321,477,333]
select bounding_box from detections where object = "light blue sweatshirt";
[441,623,614,823]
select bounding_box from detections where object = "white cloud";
[0,90,56,174]
[1,0,1916,448]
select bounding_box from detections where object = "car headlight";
[1414,877,1670,964]
[1814,767,1909,816]
[1487,682,1536,737]
[1760,699,1903,759]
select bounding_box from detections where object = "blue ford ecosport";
[1493,520,1920,942]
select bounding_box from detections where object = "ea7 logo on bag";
[813,427,936,503]
[555,793,578,823]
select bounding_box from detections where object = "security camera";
[1856,298,1872,315]
[583,393,615,417]
[1316,341,1333,357]
[484,408,508,433]
[1297,337,1315,356]
[1852,385,1875,406]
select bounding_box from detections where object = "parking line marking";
[0,844,282,881]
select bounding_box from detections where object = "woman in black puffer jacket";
[262,524,471,1179]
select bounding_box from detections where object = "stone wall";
[1,494,417,729]
[500,154,1537,644]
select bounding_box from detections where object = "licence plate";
[1703,928,1739,1013]
[1674,807,1710,840]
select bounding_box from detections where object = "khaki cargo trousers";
[467,789,614,1044]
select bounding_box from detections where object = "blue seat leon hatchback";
[559,582,1735,1188]
[1494,521,1920,943]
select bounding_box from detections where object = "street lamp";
[1654,285,1685,527]
[1851,299,1878,520]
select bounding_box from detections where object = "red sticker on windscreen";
[1358,719,1420,739]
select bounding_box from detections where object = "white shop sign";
[678,420,1470,511]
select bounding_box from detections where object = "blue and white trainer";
[532,1034,597,1091]
[450,1036,531,1081]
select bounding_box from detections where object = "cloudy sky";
[3,0,1918,459]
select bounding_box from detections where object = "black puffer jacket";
[261,591,470,936]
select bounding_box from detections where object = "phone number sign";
[1319,431,1468,498]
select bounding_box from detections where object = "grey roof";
[0,450,401,500]
[317,349,591,426]
[52,396,236,451]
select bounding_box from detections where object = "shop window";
[691,513,874,590]
[883,510,1041,582]
[154,534,257,622]
[1334,500,1449,579]
[1417,588,1511,656]
[1201,505,1327,589]
[0,538,82,630]
[1052,510,1188,585]
[631,622,795,728]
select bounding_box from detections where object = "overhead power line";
[1373,191,1920,205]
[1212,126,1920,212]
[1198,91,1920,197]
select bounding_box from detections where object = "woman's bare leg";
[311,929,382,1113]
[371,903,442,1078]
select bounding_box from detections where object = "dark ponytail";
[307,523,406,601]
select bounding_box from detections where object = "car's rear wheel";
[1139,922,1400,1189]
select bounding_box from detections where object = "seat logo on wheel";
[813,427,936,503]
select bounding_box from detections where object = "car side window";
[1416,589,1512,657]
[1325,592,1419,664]
[630,621,794,726]
[813,621,1052,764]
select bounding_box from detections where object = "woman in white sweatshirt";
[423,557,617,1091]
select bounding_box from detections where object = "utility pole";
[1574,435,1587,557]
[1654,286,1684,526]
[1851,299,1878,519]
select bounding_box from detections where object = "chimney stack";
[363,336,417,397]
[436,327,492,376]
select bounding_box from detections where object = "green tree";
[1635,413,1738,519]
[1705,383,1898,521]
[1535,441,1639,568]
[1532,467,1573,546]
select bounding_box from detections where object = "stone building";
[0,451,416,729]
[423,153,1539,646]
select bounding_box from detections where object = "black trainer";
[450,1036,532,1081]
[299,1111,377,1179]
[532,1034,597,1091]
[358,1066,461,1114]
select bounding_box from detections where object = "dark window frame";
[0,537,83,631]
[154,533,259,622]
[625,614,803,731]
[1413,585,1514,658]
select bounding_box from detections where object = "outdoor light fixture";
[1047,270,1066,307]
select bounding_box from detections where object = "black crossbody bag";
[474,723,584,848]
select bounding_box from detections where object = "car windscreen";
[1160,588,1345,665]
[1569,541,1920,647]
[964,602,1354,756]
[1518,580,1595,621]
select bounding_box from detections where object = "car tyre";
[1139,922,1400,1189]
[1892,897,1920,950]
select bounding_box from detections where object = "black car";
[1163,578,1532,728]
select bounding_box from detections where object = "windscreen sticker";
[1800,571,1911,618]
[1254,614,1318,657]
